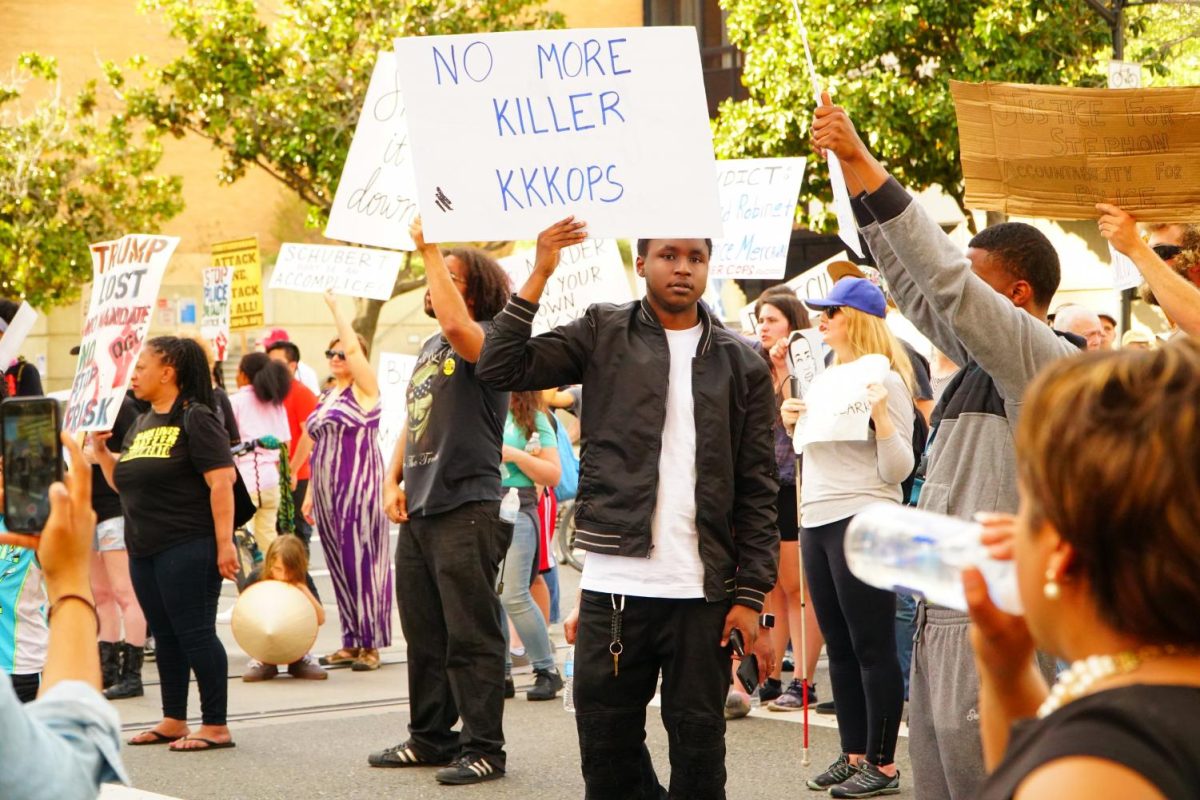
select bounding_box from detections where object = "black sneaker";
[758,677,784,703]
[367,741,451,768]
[806,754,859,791]
[435,754,504,785]
[830,763,900,798]
[526,668,564,701]
[816,699,837,715]
[504,676,516,698]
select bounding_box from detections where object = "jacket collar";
[637,296,714,356]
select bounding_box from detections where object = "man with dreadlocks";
[370,218,515,786]
[92,336,240,752]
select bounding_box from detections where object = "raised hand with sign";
[516,216,589,305]
[811,93,889,197]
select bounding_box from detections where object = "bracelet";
[48,594,100,628]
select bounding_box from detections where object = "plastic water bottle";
[500,487,521,524]
[562,646,575,713]
[844,503,1023,615]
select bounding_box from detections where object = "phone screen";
[2,399,63,533]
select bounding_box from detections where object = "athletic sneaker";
[806,754,859,791]
[367,740,451,768]
[757,677,784,703]
[527,668,564,701]
[768,678,817,711]
[504,676,515,699]
[724,689,752,719]
[435,754,505,785]
[830,763,901,798]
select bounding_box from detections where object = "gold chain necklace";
[1038,645,1182,719]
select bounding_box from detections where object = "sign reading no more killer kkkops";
[392,27,724,242]
[65,234,179,432]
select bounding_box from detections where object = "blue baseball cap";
[805,277,887,319]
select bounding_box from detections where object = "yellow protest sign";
[951,81,1200,222]
[213,236,264,330]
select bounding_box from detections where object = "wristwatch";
[759,613,776,629]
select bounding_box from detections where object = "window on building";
[645,0,748,117]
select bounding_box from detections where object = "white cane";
[783,331,813,767]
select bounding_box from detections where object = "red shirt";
[282,381,320,480]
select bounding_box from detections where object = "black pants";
[575,591,732,800]
[11,672,40,703]
[802,517,903,764]
[130,536,228,726]
[394,501,510,768]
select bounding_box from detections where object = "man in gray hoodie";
[812,99,1082,799]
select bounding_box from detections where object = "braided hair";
[145,336,216,411]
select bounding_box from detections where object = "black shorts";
[778,484,799,543]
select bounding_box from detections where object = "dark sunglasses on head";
[1152,244,1183,261]
[324,349,346,360]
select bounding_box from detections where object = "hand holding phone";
[2,398,64,533]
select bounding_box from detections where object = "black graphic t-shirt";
[114,402,234,558]
[91,393,142,523]
[404,328,508,517]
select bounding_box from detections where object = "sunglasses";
[324,349,346,360]
[822,306,843,318]
[1152,244,1182,261]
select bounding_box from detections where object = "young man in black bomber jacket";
[477,217,779,800]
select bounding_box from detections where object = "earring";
[1043,569,1061,600]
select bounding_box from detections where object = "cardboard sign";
[213,237,264,330]
[951,81,1200,222]
[0,301,38,368]
[710,158,805,279]
[269,243,404,301]
[376,352,417,463]
[65,234,179,432]
[201,267,233,362]
[393,27,723,242]
[795,353,889,451]
[499,238,631,335]
[324,51,419,251]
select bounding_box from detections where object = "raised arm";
[323,290,379,398]
[1099,204,1200,337]
[411,216,488,363]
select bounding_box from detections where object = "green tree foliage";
[713,1,1135,229]
[111,0,563,342]
[1129,2,1200,86]
[0,54,183,307]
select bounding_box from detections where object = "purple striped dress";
[307,385,392,649]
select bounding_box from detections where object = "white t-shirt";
[296,361,322,394]
[581,323,706,598]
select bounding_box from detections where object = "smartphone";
[1,397,64,533]
[736,653,761,696]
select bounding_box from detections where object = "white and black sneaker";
[806,754,859,791]
[367,740,450,768]
[435,753,505,785]
[830,763,901,798]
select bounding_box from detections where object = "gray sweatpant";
[907,606,985,800]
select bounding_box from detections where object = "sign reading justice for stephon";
[393,28,723,242]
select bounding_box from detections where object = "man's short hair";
[636,239,714,257]
[266,340,301,365]
[1098,312,1116,327]
[968,222,1061,309]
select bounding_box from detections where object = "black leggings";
[802,516,903,765]
[130,536,228,726]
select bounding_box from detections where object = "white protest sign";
[65,235,179,432]
[710,158,805,279]
[795,353,889,450]
[393,27,723,242]
[201,267,233,362]
[269,243,404,301]
[377,352,417,463]
[325,51,419,251]
[0,302,38,369]
[500,238,631,334]
[1109,243,1143,291]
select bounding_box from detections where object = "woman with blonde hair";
[968,339,1200,800]
[781,277,914,797]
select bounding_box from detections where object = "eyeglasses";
[324,349,346,360]
[1152,244,1182,261]
[450,273,468,286]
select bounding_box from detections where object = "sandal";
[128,729,186,746]
[319,647,360,668]
[170,736,236,752]
[351,649,381,671]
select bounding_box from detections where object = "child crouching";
[242,535,327,681]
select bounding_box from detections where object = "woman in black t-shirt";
[93,337,239,752]
[966,340,1200,800]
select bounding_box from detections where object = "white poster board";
[786,328,826,399]
[710,158,805,279]
[393,27,723,242]
[65,234,179,432]
[795,353,889,451]
[1109,244,1143,291]
[0,302,38,368]
[200,267,233,362]
[500,238,631,334]
[324,51,419,251]
[269,243,404,301]
[376,352,417,463]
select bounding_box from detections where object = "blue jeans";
[501,510,555,674]
[545,559,561,624]
[895,593,918,700]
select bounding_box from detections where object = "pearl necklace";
[1037,646,1178,719]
